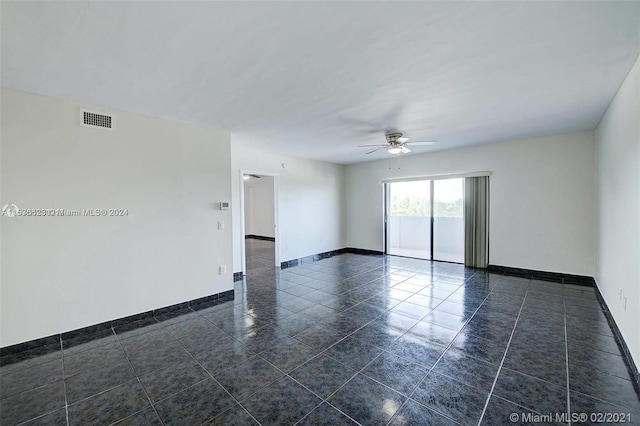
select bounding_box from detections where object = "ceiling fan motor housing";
[386,132,403,144]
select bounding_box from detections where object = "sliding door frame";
[384,172,490,263]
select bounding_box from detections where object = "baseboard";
[592,282,640,396]
[280,247,384,269]
[245,234,275,242]
[0,289,234,366]
[487,264,595,286]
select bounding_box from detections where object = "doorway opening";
[385,178,464,263]
[241,172,279,274]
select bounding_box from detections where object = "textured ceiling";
[2,1,639,164]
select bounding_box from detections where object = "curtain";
[464,176,489,268]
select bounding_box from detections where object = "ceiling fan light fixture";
[387,147,402,154]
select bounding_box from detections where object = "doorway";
[385,178,464,263]
[241,172,278,274]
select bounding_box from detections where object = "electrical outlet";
[219,265,226,275]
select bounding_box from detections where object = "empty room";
[1,1,639,425]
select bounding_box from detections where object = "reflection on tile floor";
[246,238,275,271]
[1,253,640,425]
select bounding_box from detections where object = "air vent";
[80,110,115,130]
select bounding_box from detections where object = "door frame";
[384,177,465,263]
[239,169,280,275]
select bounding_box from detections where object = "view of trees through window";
[390,196,463,217]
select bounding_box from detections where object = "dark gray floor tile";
[391,301,432,320]
[190,335,256,375]
[241,376,321,425]
[176,326,234,354]
[433,349,499,393]
[232,324,291,353]
[494,368,568,415]
[296,402,359,425]
[389,400,460,426]
[568,363,639,409]
[0,357,62,401]
[213,355,283,401]
[502,343,567,387]
[406,320,460,346]
[138,359,209,403]
[205,403,259,425]
[113,318,163,340]
[328,374,406,425]
[6,252,637,425]
[350,321,404,349]
[19,408,67,425]
[0,380,65,425]
[0,350,62,376]
[421,309,467,331]
[362,352,429,396]
[164,316,218,338]
[126,343,194,376]
[112,406,163,425]
[68,379,150,426]
[568,345,631,380]
[480,395,564,425]
[153,378,236,425]
[293,324,346,350]
[65,359,137,403]
[386,334,447,369]
[298,304,338,322]
[119,329,177,355]
[566,331,620,356]
[290,354,357,399]
[257,338,318,373]
[271,313,317,336]
[324,336,383,370]
[63,342,128,376]
[411,371,487,425]
[570,390,640,421]
[321,312,369,334]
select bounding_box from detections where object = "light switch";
[218,220,224,230]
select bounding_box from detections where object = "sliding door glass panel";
[387,180,431,260]
[433,178,464,262]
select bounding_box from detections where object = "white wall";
[231,143,346,272]
[0,89,233,347]
[243,175,275,238]
[595,55,640,365]
[346,131,596,276]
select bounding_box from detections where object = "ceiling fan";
[358,132,437,155]
[243,174,262,180]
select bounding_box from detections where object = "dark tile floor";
[245,238,275,271]
[1,248,639,425]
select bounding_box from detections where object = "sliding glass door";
[433,178,464,262]
[386,180,431,259]
[386,178,464,263]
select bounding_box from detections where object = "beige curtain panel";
[464,176,489,268]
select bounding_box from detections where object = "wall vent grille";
[81,110,114,129]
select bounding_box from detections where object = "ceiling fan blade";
[406,141,437,146]
[397,137,410,143]
[365,147,387,155]
[400,146,412,153]
[357,144,389,147]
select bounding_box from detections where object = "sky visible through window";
[390,178,463,217]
